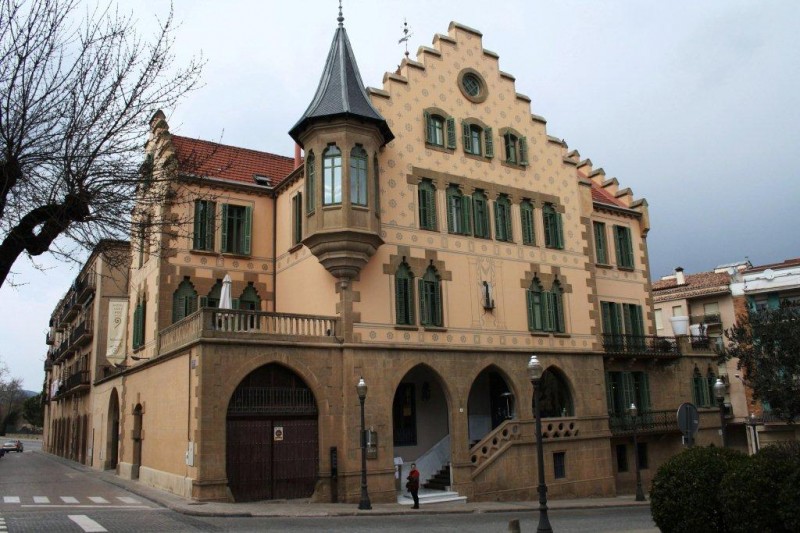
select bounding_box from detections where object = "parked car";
[1,440,22,453]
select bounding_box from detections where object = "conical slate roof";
[289,24,394,147]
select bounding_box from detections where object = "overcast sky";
[2,0,798,390]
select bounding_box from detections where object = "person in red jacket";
[406,463,420,509]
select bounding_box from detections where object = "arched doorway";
[392,365,450,491]
[106,389,120,470]
[467,366,515,446]
[226,363,319,502]
[132,404,143,480]
[532,367,574,418]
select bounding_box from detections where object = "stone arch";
[532,366,575,418]
[106,388,120,470]
[467,363,518,446]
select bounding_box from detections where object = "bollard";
[508,518,521,532]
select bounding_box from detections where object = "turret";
[289,6,394,281]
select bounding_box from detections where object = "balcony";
[156,308,341,356]
[62,293,80,323]
[45,332,54,345]
[609,409,680,436]
[69,317,93,348]
[690,313,721,326]
[602,334,681,360]
[75,273,96,303]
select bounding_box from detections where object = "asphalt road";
[0,447,659,532]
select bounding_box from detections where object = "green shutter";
[505,204,513,242]
[640,373,651,412]
[605,371,615,414]
[446,188,455,233]
[173,295,185,323]
[242,205,252,255]
[526,290,535,331]
[601,302,612,335]
[205,201,216,250]
[462,195,472,235]
[543,292,555,331]
[555,211,564,248]
[396,277,407,324]
[484,127,494,158]
[433,280,442,326]
[220,204,229,252]
[199,296,208,308]
[462,121,470,153]
[193,201,202,250]
[374,154,381,219]
[446,117,456,149]
[418,279,427,325]
[622,372,635,410]
[493,201,502,240]
[521,203,534,245]
[424,111,432,144]
[232,298,240,310]
[519,137,528,165]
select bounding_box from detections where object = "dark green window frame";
[605,371,651,416]
[614,225,634,268]
[132,299,146,349]
[543,203,564,249]
[395,262,415,326]
[446,185,472,235]
[543,281,565,333]
[292,193,302,246]
[553,451,566,479]
[305,151,316,214]
[418,265,443,327]
[593,221,608,264]
[691,367,716,407]
[521,200,535,245]
[221,204,252,255]
[374,153,381,219]
[526,278,544,332]
[418,179,437,231]
[601,301,644,350]
[193,200,216,251]
[503,133,528,165]
[172,277,198,323]
[238,282,261,311]
[424,112,445,147]
[494,195,513,242]
[472,190,490,238]
[350,145,368,206]
[323,145,342,205]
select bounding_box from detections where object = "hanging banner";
[106,298,128,364]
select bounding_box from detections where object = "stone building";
[653,258,800,455]
[43,14,720,504]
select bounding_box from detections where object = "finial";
[398,18,413,59]
[337,0,344,27]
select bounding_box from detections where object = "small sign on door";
[274,426,284,441]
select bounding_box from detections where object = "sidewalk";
[96,468,650,518]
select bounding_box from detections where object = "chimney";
[675,267,686,285]
[294,143,302,169]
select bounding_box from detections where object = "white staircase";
[397,487,467,506]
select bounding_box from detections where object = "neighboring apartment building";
[42,14,719,504]
[653,258,800,455]
[43,240,130,464]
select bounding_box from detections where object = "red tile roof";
[652,270,731,301]
[171,136,296,187]
[590,184,627,208]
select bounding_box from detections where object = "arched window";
[503,132,528,165]
[542,280,565,333]
[305,151,315,214]
[323,145,342,205]
[395,262,415,325]
[446,185,471,235]
[238,282,261,311]
[172,277,198,323]
[350,145,368,206]
[204,279,222,308]
[464,123,483,155]
[419,265,443,327]
[526,278,544,332]
[427,114,445,146]
[536,368,574,418]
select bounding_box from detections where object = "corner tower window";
[305,151,315,214]
[323,145,342,205]
[350,145,368,206]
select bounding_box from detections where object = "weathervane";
[337,0,344,27]
[398,19,413,58]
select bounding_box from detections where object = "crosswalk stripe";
[87,497,109,504]
[33,496,50,503]
[116,496,140,504]
[60,496,79,504]
[2,497,19,504]
[68,515,107,532]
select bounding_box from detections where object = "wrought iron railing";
[690,335,711,350]
[690,313,721,325]
[227,386,318,416]
[64,370,90,390]
[75,272,96,303]
[602,334,680,358]
[609,409,679,435]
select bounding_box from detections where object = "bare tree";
[0,0,203,288]
[0,357,23,434]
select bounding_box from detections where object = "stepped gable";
[652,270,731,301]
[171,136,295,187]
[289,17,393,147]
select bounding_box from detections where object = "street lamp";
[527,355,552,533]
[629,403,646,502]
[713,378,726,447]
[356,377,371,510]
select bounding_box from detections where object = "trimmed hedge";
[719,442,800,533]
[650,446,747,533]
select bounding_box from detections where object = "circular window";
[457,68,488,103]
[462,74,481,97]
